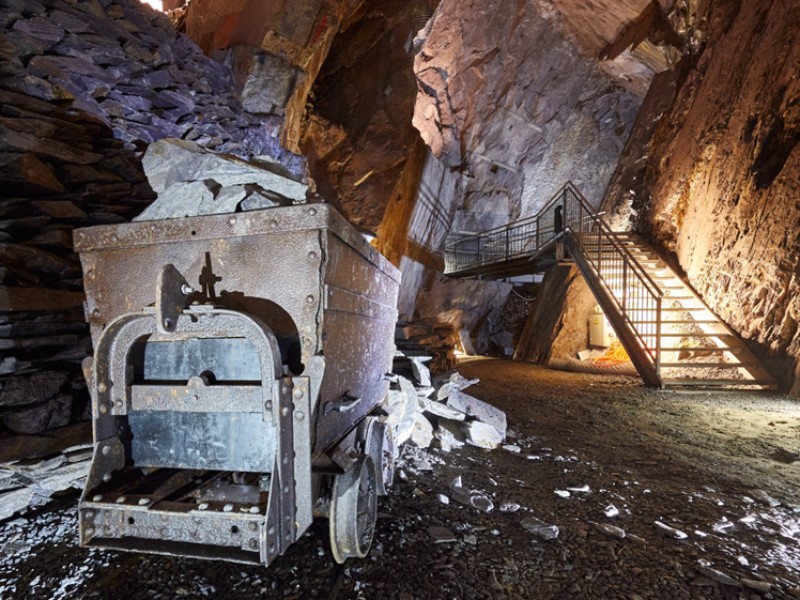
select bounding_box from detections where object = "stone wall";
[0,0,298,433]
[625,0,800,390]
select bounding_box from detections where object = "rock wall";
[302,0,422,232]
[0,0,299,433]
[515,265,596,364]
[412,0,642,236]
[627,0,800,390]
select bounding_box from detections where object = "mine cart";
[72,204,400,565]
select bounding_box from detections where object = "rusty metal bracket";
[156,264,192,333]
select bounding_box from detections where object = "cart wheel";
[329,455,378,563]
[358,417,395,495]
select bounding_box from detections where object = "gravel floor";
[2,358,799,599]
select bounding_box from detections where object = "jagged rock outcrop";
[620,0,800,390]
[515,265,596,364]
[0,0,302,433]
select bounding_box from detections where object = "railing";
[444,181,664,375]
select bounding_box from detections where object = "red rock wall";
[633,0,800,389]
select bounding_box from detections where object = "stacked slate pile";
[395,319,458,374]
[0,0,306,435]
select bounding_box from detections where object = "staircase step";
[660,362,750,369]
[661,378,775,387]
[658,346,744,352]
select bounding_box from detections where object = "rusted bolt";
[249,522,258,531]
[84,511,95,519]
[181,284,194,295]
[138,498,149,506]
[115,496,126,503]
[198,503,209,510]
[115,398,123,409]
[92,495,102,502]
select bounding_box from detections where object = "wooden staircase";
[444,182,776,389]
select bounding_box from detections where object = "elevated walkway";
[444,183,776,389]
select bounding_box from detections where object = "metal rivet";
[92,495,102,502]
[269,220,278,229]
[115,496,126,503]
[264,401,272,411]
[268,526,275,535]
[249,539,258,549]
[101,445,111,456]
[91,308,101,318]
[308,251,317,260]
[199,503,209,510]
[249,522,258,531]
[293,388,304,400]
[102,473,111,482]
[223,504,233,512]
[84,527,95,537]
[115,399,123,409]
[294,410,305,421]
[98,402,109,414]
[138,498,149,506]
[281,407,290,417]
[308,207,317,216]
[305,295,315,305]
[84,511,94,519]
[229,216,236,225]
[97,382,107,393]
[269,544,276,553]
[110,234,118,243]
[86,269,94,279]
[281,385,290,395]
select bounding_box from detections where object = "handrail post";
[505,227,509,262]
[622,260,628,312]
[655,296,662,377]
[536,215,540,251]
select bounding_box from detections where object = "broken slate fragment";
[462,421,504,449]
[418,397,466,421]
[428,526,458,544]
[436,371,479,400]
[450,476,493,512]
[409,412,434,448]
[654,521,688,539]
[593,523,626,539]
[446,389,506,437]
[499,502,520,513]
[697,565,741,588]
[410,356,432,387]
[521,517,559,540]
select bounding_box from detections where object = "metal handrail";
[443,181,664,374]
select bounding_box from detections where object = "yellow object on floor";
[593,340,630,367]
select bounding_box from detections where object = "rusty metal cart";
[72,204,400,565]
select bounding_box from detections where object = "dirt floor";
[1,357,799,599]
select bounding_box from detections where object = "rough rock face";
[302,0,421,231]
[0,0,300,432]
[415,276,512,354]
[515,265,596,364]
[412,0,641,236]
[628,0,800,389]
